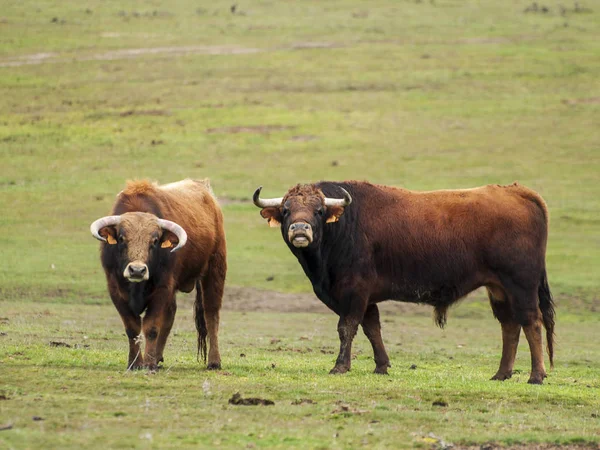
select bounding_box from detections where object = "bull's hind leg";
[488,287,521,381]
[500,281,547,384]
[522,312,547,384]
[201,246,226,370]
[362,304,391,374]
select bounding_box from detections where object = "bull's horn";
[253,186,283,208]
[324,187,352,207]
[90,215,122,242]
[157,219,188,253]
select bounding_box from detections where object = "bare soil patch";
[0,42,344,68]
[182,285,433,316]
[206,125,295,134]
[562,97,600,105]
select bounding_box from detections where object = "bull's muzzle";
[288,222,313,248]
[123,262,149,282]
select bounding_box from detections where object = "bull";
[90,179,226,371]
[253,181,555,384]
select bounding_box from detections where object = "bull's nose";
[290,222,311,232]
[129,265,147,277]
[124,263,149,281]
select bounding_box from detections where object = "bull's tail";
[538,268,555,368]
[194,281,208,364]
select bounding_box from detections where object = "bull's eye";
[151,237,159,248]
[282,207,290,216]
[118,235,125,244]
[316,208,324,216]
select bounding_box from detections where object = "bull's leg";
[154,300,177,365]
[201,246,226,370]
[492,322,521,381]
[361,304,391,374]
[501,282,547,384]
[330,294,368,375]
[108,277,143,370]
[142,288,176,371]
[522,312,547,384]
[488,288,521,381]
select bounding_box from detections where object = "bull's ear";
[325,206,345,224]
[260,207,282,228]
[100,226,117,244]
[160,231,179,249]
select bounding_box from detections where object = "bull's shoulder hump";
[159,178,214,195]
[120,179,157,196]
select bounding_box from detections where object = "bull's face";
[253,184,352,249]
[90,212,187,282]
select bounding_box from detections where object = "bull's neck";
[128,280,150,316]
[292,243,338,311]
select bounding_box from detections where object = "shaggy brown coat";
[98,179,226,370]
[258,181,555,384]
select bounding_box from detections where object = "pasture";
[1,0,599,448]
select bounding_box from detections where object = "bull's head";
[90,212,187,282]
[253,184,352,249]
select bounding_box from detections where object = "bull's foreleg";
[330,294,368,375]
[109,278,143,370]
[154,300,177,366]
[142,288,177,371]
[362,304,391,374]
[201,246,226,370]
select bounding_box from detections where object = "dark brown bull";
[90,179,226,371]
[254,181,555,384]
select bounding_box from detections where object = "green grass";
[1,0,600,447]
[1,300,599,449]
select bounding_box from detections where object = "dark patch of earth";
[181,285,433,316]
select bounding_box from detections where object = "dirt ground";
[179,285,435,317]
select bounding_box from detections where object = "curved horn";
[253,186,283,208]
[90,215,122,242]
[324,187,352,207]
[157,218,188,253]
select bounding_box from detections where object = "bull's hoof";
[329,365,350,375]
[527,372,546,385]
[145,363,160,373]
[374,362,391,375]
[207,362,222,370]
[491,371,512,381]
[127,358,145,371]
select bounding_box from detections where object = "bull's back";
[158,180,225,286]
[346,182,548,299]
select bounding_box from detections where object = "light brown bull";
[90,179,226,371]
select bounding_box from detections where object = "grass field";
[1,0,600,448]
